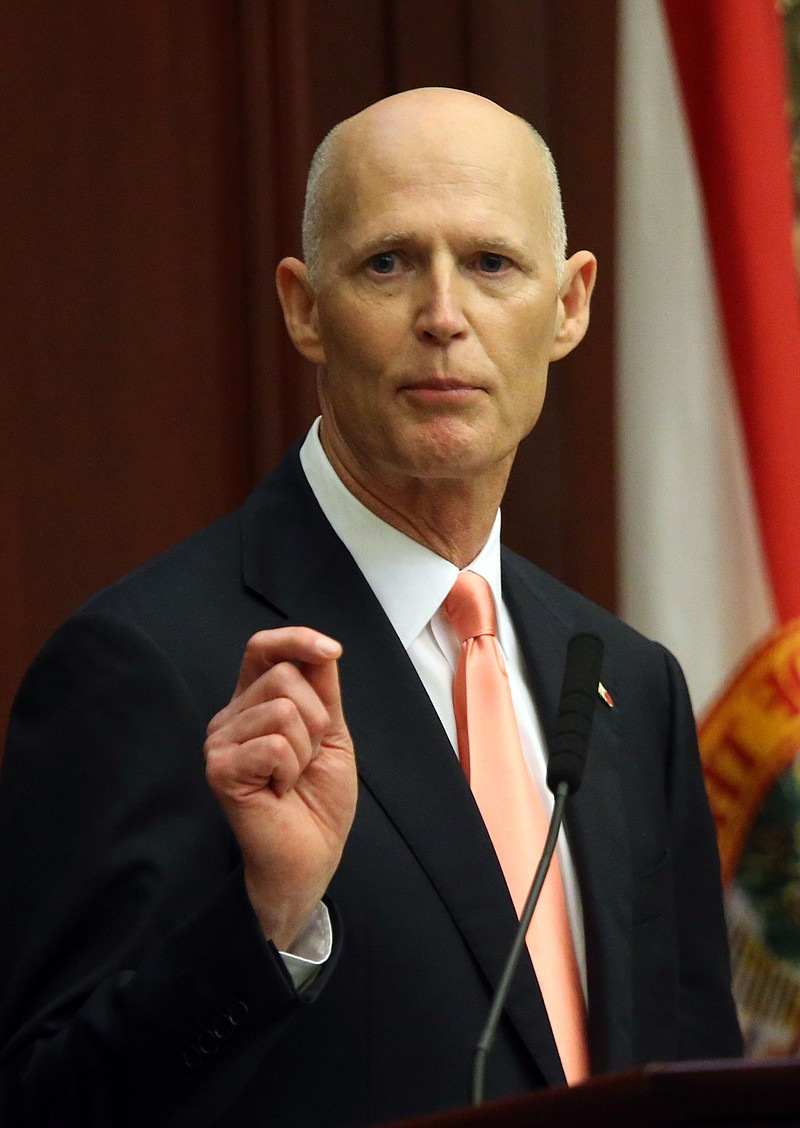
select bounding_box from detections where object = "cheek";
[318,295,398,372]
[511,378,547,432]
[316,331,385,424]
[493,348,550,434]
[498,332,551,396]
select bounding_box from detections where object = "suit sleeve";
[0,607,340,1128]
[662,646,743,1059]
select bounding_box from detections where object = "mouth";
[399,377,485,401]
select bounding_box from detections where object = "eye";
[368,252,399,275]
[476,252,510,274]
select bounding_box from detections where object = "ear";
[275,257,326,365]
[549,251,597,362]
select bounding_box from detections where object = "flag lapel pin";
[598,682,614,708]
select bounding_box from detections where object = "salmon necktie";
[444,570,589,1085]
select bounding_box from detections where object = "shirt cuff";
[278,901,333,992]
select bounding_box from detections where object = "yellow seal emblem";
[700,618,800,1055]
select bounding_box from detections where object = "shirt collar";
[299,418,503,648]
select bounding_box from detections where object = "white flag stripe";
[616,0,774,715]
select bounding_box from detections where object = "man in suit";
[0,88,741,1127]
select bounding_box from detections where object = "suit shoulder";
[79,509,244,623]
[76,443,307,631]
[501,546,669,658]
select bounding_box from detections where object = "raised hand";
[204,627,357,950]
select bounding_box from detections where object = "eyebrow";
[344,232,415,260]
[343,232,537,270]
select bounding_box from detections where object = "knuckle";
[205,712,226,739]
[203,728,224,758]
[244,634,268,663]
[204,745,230,789]
[262,732,293,763]
[269,695,299,729]
[264,660,293,688]
[306,710,329,742]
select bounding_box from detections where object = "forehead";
[324,114,550,252]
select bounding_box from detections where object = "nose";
[413,265,469,345]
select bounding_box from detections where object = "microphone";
[548,633,605,795]
[471,633,604,1107]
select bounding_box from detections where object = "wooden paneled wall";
[1,0,617,737]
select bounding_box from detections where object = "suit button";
[227,1000,249,1027]
[198,1030,220,1056]
[213,1015,235,1040]
[182,1045,204,1070]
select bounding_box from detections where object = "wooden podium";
[382,1058,800,1128]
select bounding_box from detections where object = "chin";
[393,433,511,482]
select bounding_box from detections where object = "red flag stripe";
[663,0,800,621]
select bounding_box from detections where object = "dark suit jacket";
[0,444,742,1127]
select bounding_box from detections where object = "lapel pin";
[598,682,614,708]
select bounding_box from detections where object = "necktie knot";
[444,570,497,643]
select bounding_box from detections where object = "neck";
[320,427,510,569]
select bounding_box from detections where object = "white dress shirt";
[289,419,586,995]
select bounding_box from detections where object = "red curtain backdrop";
[1,0,617,741]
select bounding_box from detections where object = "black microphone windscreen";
[546,633,604,795]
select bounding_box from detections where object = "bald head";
[301,88,566,286]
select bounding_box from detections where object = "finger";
[208,693,324,765]
[209,657,333,737]
[206,728,306,800]
[234,627,341,697]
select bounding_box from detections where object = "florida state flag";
[617,0,800,1055]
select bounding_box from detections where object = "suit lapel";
[239,450,564,1085]
[502,551,635,1073]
